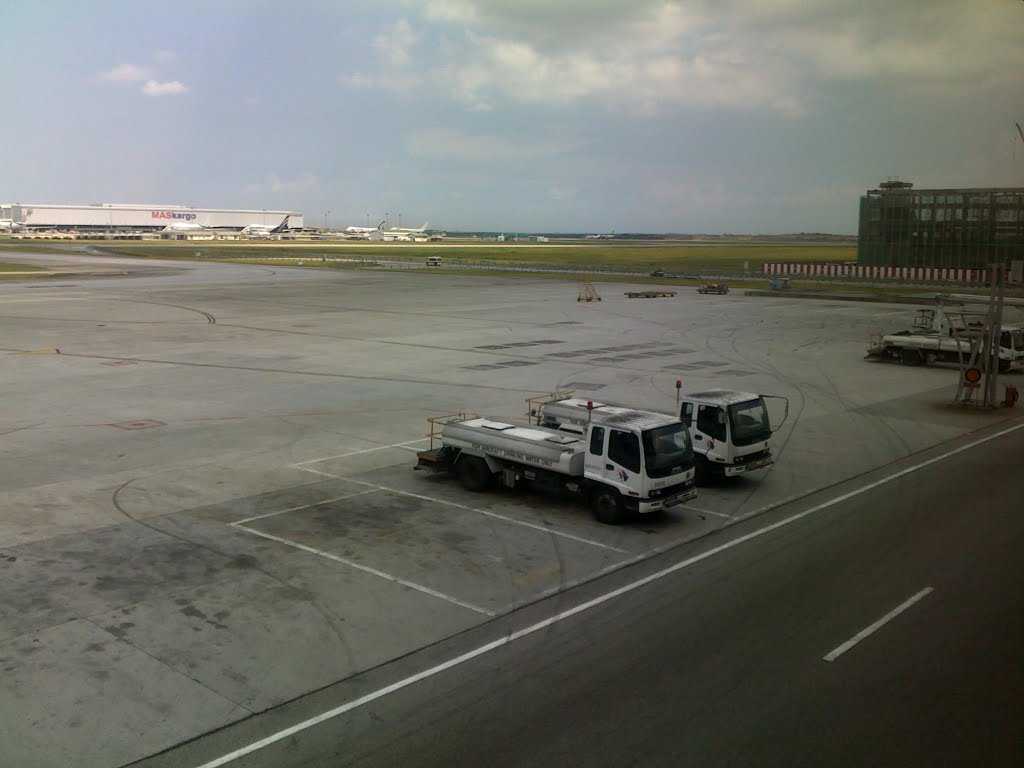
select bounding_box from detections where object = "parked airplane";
[345,220,385,234]
[162,215,290,236]
[161,221,208,234]
[241,216,290,236]
[387,221,429,234]
[0,219,20,232]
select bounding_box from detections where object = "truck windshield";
[728,399,772,446]
[642,423,694,478]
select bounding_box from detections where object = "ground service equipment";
[624,290,677,299]
[536,392,784,486]
[532,393,778,483]
[697,283,729,294]
[416,408,697,525]
[676,390,782,483]
[865,300,1024,372]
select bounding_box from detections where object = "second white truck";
[537,393,782,485]
[676,390,779,483]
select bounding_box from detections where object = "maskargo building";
[0,203,304,231]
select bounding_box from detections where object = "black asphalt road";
[138,422,1024,768]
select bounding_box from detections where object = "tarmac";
[1,249,1020,767]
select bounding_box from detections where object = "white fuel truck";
[416,408,697,525]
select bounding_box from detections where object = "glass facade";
[858,182,1024,268]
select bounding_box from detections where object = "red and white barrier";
[762,263,987,283]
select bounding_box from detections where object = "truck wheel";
[591,488,624,525]
[457,456,493,492]
[900,348,924,366]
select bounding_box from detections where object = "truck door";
[584,425,606,477]
[695,404,728,460]
[604,428,644,496]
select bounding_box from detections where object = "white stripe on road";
[195,419,1024,768]
[340,477,632,555]
[294,439,429,465]
[681,504,731,519]
[823,587,935,662]
[230,490,378,525]
[233,524,494,617]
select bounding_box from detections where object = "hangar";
[0,202,305,232]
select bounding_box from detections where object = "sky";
[2,0,1024,234]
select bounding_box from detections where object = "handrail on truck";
[525,390,576,424]
[425,412,478,450]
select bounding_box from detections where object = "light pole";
[322,210,330,231]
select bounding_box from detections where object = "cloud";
[359,0,1024,117]
[269,172,319,192]
[364,2,804,115]
[341,72,375,89]
[98,64,151,83]
[141,80,189,96]
[548,185,579,201]
[404,128,587,163]
[373,18,418,67]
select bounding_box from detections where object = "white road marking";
[681,504,731,519]
[294,439,429,465]
[340,477,632,555]
[233,524,494,617]
[823,587,934,662]
[293,466,337,479]
[0,294,82,301]
[230,490,378,526]
[195,420,1024,768]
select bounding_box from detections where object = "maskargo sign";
[151,211,197,221]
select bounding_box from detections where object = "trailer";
[624,290,677,299]
[697,283,729,295]
[536,392,785,486]
[865,301,1024,372]
[416,409,697,525]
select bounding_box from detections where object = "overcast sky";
[3,1,1024,233]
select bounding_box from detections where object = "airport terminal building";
[858,180,1024,268]
[0,203,304,232]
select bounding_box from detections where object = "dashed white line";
[681,504,731,519]
[230,490,378,526]
[194,419,1024,768]
[823,587,934,662]
[294,439,429,466]
[233,524,494,617]
[293,465,337,479]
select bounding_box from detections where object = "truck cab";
[536,397,697,519]
[678,390,774,483]
[1000,324,1024,370]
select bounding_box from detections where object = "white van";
[425,256,443,267]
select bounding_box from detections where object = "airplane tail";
[271,215,290,233]
[376,220,386,231]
